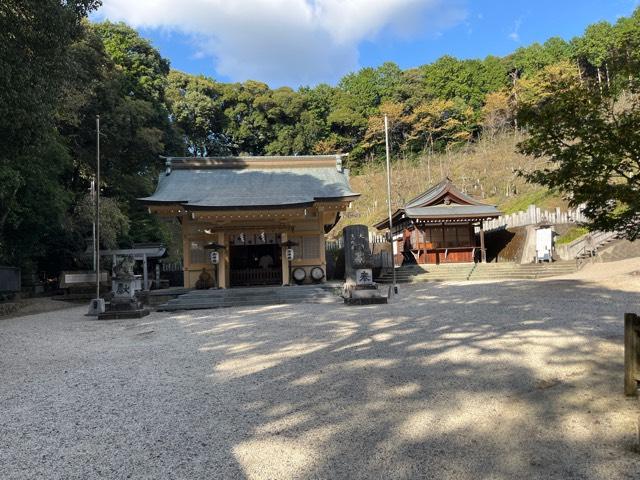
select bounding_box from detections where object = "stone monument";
[342,225,387,305]
[98,255,149,320]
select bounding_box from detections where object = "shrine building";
[140,155,358,288]
[374,178,501,265]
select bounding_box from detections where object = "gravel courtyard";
[2,263,640,479]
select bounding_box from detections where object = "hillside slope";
[336,131,567,234]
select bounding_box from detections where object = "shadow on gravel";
[171,279,640,479]
[4,279,638,479]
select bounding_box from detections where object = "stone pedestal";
[87,298,105,316]
[98,271,149,320]
[342,225,387,305]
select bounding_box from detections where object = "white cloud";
[508,17,522,42]
[96,0,468,87]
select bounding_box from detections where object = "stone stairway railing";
[555,231,619,261]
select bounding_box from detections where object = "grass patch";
[556,226,589,245]
[499,188,561,215]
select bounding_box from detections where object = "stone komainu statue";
[113,255,135,280]
[195,268,213,289]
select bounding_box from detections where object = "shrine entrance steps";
[376,261,577,284]
[156,284,341,312]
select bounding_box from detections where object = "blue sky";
[94,0,639,88]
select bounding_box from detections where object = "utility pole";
[384,115,397,295]
[96,115,101,301]
[88,115,104,316]
[91,179,96,271]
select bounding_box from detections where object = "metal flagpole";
[96,115,101,301]
[384,115,397,295]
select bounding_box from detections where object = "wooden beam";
[217,231,228,289]
[281,232,290,286]
[479,220,486,263]
[182,214,190,287]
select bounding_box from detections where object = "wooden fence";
[482,204,589,232]
[160,261,184,287]
[326,235,394,271]
[326,233,388,251]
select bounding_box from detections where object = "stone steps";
[376,262,577,284]
[377,264,473,284]
[157,285,341,311]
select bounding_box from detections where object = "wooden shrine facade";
[374,178,501,266]
[140,155,358,288]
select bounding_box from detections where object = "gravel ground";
[0,297,78,320]
[1,263,640,479]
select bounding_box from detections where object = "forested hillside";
[2,1,639,275]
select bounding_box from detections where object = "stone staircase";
[469,261,577,280]
[376,261,577,284]
[376,263,474,284]
[156,284,341,312]
[574,232,621,261]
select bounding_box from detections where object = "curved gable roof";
[405,177,486,208]
[139,155,359,209]
[374,178,501,230]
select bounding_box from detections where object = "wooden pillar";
[281,232,290,286]
[319,232,326,280]
[182,215,190,288]
[217,231,228,289]
[142,253,148,290]
[479,221,486,263]
[625,313,640,396]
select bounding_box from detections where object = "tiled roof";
[139,155,359,209]
[374,177,501,229]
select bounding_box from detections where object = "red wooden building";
[374,179,501,265]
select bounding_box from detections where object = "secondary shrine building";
[374,178,501,265]
[140,155,359,288]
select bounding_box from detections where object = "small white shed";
[535,226,554,263]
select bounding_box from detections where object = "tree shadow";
[165,278,640,479]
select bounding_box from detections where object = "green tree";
[573,21,615,88]
[0,0,101,270]
[92,21,170,101]
[422,56,504,111]
[518,67,640,239]
[166,71,228,156]
[74,194,130,250]
[611,8,640,83]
